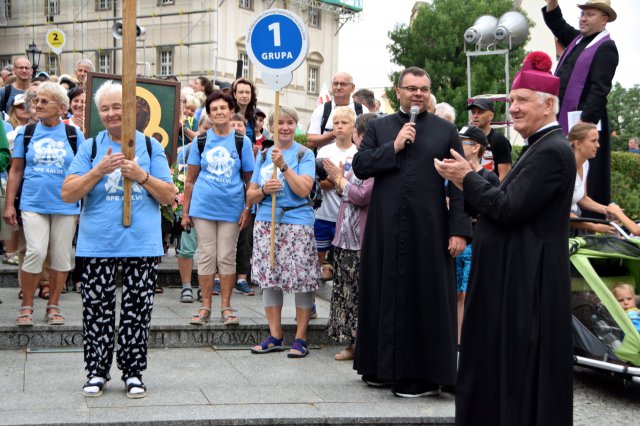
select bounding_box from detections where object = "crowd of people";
[0,0,638,423]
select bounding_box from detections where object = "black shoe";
[392,381,441,398]
[362,374,393,388]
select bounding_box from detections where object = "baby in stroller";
[612,283,640,334]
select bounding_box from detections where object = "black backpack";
[319,101,364,134]
[196,131,245,162]
[14,123,80,222]
[90,133,152,162]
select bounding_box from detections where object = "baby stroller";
[569,219,640,386]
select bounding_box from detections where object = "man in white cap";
[435,51,575,425]
[543,0,618,210]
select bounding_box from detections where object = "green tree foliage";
[611,152,640,219]
[386,0,530,128]
[608,83,640,151]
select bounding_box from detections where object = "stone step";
[0,284,335,350]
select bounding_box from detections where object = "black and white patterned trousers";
[80,257,158,382]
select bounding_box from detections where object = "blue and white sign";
[246,9,309,75]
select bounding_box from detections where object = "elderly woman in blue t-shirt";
[247,105,319,358]
[4,82,85,327]
[62,80,175,399]
[181,90,255,326]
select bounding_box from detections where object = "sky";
[338,0,640,91]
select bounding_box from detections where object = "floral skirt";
[327,247,360,346]
[251,221,319,293]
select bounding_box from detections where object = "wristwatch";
[280,163,289,173]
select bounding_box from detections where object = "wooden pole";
[269,92,280,267]
[121,0,137,227]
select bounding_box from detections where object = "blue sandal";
[251,335,285,354]
[287,338,309,358]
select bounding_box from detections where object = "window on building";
[46,54,58,76]
[45,0,60,15]
[4,0,12,18]
[0,57,11,69]
[95,0,112,11]
[309,7,321,28]
[239,0,252,10]
[158,49,173,76]
[97,52,112,74]
[307,66,319,95]
[158,0,175,5]
[239,52,250,79]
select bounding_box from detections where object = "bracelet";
[139,171,150,185]
[335,176,343,190]
[261,186,267,196]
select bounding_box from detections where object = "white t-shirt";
[315,142,358,222]
[571,161,589,215]
[307,101,369,138]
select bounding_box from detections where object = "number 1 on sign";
[268,22,281,47]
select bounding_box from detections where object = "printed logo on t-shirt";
[206,146,234,178]
[32,138,67,173]
[481,149,494,172]
[104,156,144,201]
[259,163,285,197]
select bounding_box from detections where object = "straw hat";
[577,0,617,22]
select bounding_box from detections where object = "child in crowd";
[611,283,640,334]
[228,113,255,296]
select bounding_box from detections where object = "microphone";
[405,105,420,146]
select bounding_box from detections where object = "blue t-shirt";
[3,121,12,134]
[187,129,254,222]
[13,122,85,215]
[251,143,316,226]
[66,130,173,258]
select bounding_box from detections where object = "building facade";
[0,0,362,130]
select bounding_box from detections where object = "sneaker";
[212,279,221,296]
[310,304,318,319]
[233,280,255,296]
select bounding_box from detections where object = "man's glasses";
[462,142,476,146]
[399,86,431,93]
[332,82,352,88]
[33,98,58,106]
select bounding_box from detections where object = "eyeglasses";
[15,66,31,70]
[462,142,476,146]
[332,82,353,88]
[33,98,58,106]
[399,86,431,93]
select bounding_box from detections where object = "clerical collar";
[523,121,560,146]
[399,106,426,117]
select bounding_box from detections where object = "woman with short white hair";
[63,80,175,399]
[3,82,85,327]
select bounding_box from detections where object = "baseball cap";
[12,94,26,107]
[459,126,488,147]
[255,108,266,118]
[467,98,494,112]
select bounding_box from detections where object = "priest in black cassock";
[352,67,471,398]
[435,52,575,425]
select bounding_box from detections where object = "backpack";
[0,84,13,115]
[260,145,322,210]
[196,131,245,162]
[14,123,80,222]
[319,101,364,135]
[90,133,152,162]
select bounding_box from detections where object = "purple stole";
[555,31,611,134]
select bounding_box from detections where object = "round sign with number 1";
[246,9,309,76]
